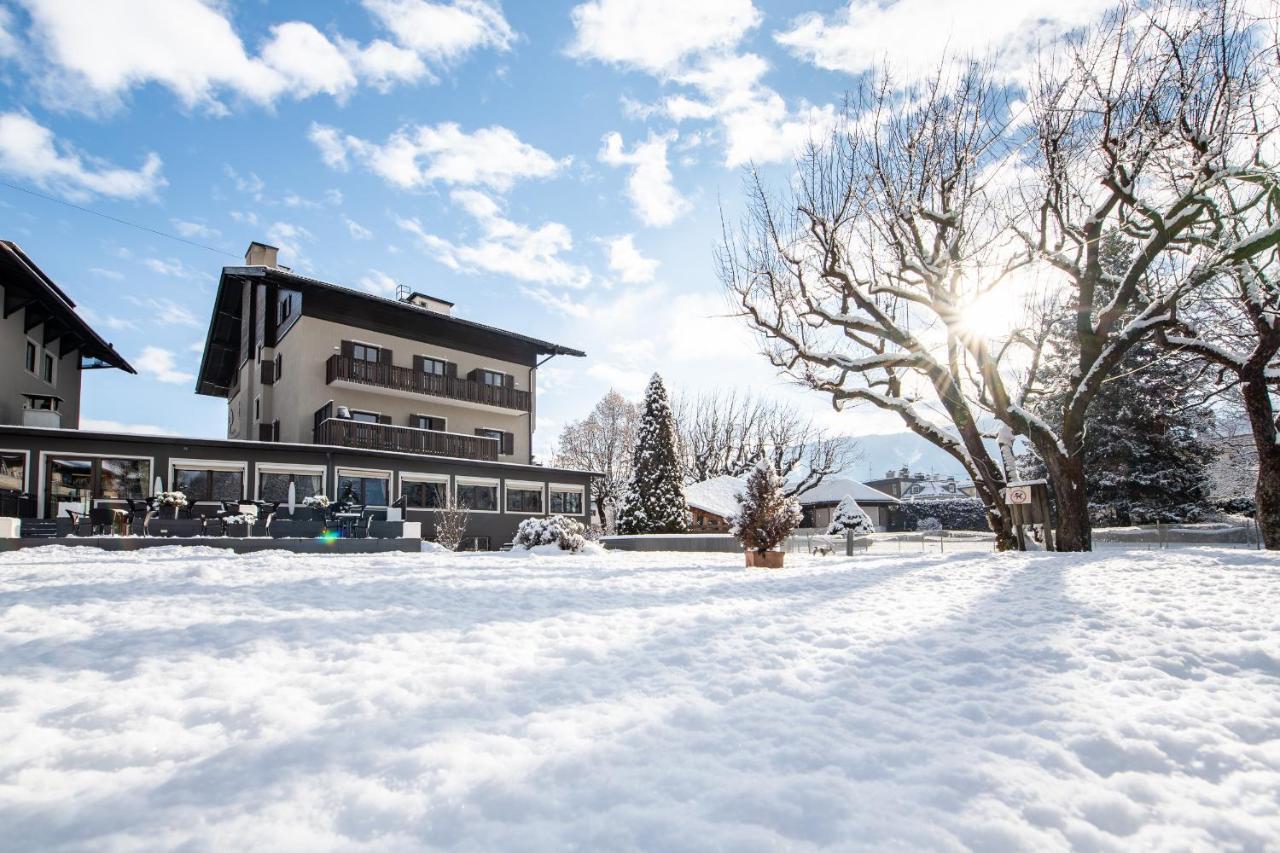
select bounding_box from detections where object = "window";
[337,471,390,506]
[475,428,510,456]
[258,469,323,502]
[412,415,446,431]
[402,477,448,509]
[25,340,37,374]
[275,353,283,380]
[506,482,544,514]
[476,428,503,442]
[0,451,26,491]
[254,396,261,421]
[350,410,380,424]
[456,478,498,512]
[352,343,380,363]
[46,455,151,516]
[550,486,584,515]
[278,294,293,323]
[458,536,491,551]
[174,467,244,502]
[477,369,507,386]
[420,357,447,376]
[41,351,55,384]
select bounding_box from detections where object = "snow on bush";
[729,460,803,553]
[514,515,589,553]
[826,494,876,536]
[617,373,689,534]
[917,517,943,532]
[897,497,989,531]
[303,495,330,508]
[157,490,188,508]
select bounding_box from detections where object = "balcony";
[315,418,500,461]
[325,354,531,413]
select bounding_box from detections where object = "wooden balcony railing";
[314,418,500,461]
[325,354,531,412]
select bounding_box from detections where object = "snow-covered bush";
[157,491,188,507]
[514,515,588,553]
[303,495,330,509]
[826,495,876,536]
[917,517,943,532]
[730,461,803,553]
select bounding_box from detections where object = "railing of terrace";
[325,354,531,412]
[314,417,501,461]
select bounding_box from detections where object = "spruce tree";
[826,495,876,536]
[730,460,803,553]
[1023,234,1216,525]
[617,374,689,534]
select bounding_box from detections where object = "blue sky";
[0,0,1114,466]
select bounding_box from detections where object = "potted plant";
[222,505,258,537]
[156,490,188,519]
[303,494,331,522]
[729,460,803,568]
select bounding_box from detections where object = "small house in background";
[795,478,900,531]
[685,474,745,532]
[684,474,901,533]
[864,466,976,501]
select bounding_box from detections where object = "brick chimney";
[244,241,279,267]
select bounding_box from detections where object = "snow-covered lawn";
[2,546,1278,850]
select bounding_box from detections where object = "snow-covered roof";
[684,475,746,519]
[793,477,899,506]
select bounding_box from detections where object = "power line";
[0,180,239,259]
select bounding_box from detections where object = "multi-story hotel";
[0,240,594,548]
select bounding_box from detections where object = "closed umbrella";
[287,481,297,517]
[153,476,163,496]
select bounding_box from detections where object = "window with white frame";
[505,480,544,514]
[171,460,246,503]
[257,465,325,502]
[336,468,391,506]
[549,484,584,515]
[41,350,55,384]
[401,474,449,509]
[24,340,37,374]
[456,476,498,512]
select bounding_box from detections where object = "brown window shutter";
[340,340,354,359]
[380,348,393,366]
[260,359,275,385]
[504,374,515,389]
[275,353,282,380]
[377,413,392,425]
[466,368,479,382]
[445,362,458,379]
[502,432,514,455]
[412,355,424,374]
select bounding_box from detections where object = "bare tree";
[434,496,470,551]
[553,389,640,532]
[674,389,858,496]
[721,0,1279,551]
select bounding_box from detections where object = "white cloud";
[88,267,124,280]
[16,0,513,113]
[171,219,220,240]
[266,221,313,268]
[598,132,690,227]
[309,121,568,192]
[0,112,165,201]
[359,269,400,296]
[520,286,589,318]
[585,362,649,398]
[776,0,1115,83]
[229,210,260,228]
[568,0,760,74]
[135,345,194,384]
[346,218,374,240]
[398,189,590,289]
[0,7,19,59]
[80,417,178,436]
[142,257,204,281]
[605,235,659,284]
[362,0,514,64]
[124,295,200,327]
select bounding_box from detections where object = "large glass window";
[0,452,25,491]
[175,467,244,502]
[45,456,150,516]
[403,479,447,509]
[337,473,390,506]
[352,343,380,363]
[24,340,36,374]
[41,351,55,383]
[550,488,583,515]
[350,410,380,424]
[421,357,447,376]
[259,471,323,502]
[456,481,497,512]
[477,369,507,386]
[506,483,543,514]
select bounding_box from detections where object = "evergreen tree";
[826,495,876,536]
[617,374,689,534]
[1023,234,1217,525]
[730,460,804,553]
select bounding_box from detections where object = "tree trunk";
[1241,373,1280,549]
[1042,450,1092,551]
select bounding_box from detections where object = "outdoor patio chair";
[64,508,89,536]
[89,507,118,535]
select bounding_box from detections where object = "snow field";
[1,545,1278,850]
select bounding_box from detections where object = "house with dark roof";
[684,474,900,533]
[0,240,594,549]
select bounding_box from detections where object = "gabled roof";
[685,475,746,519]
[0,241,134,373]
[793,477,900,506]
[196,264,585,397]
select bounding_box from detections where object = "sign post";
[1002,480,1055,551]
